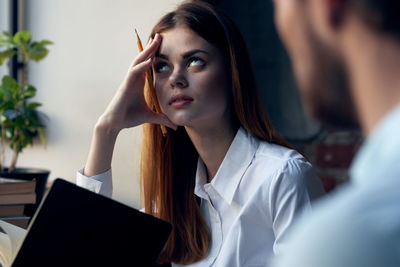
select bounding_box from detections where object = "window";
[0,0,24,80]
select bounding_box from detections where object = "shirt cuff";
[76,168,113,198]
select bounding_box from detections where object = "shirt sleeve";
[269,159,324,255]
[271,209,385,267]
[76,168,113,198]
[271,179,400,267]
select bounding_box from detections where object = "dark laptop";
[11,178,172,267]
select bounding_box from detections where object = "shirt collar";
[194,127,260,204]
[194,158,209,200]
[350,104,400,184]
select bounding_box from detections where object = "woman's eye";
[188,57,205,68]
[154,62,170,73]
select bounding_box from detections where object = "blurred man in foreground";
[272,0,400,266]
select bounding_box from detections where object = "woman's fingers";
[131,33,162,67]
[128,57,152,78]
[145,36,154,49]
[118,57,152,96]
[102,33,169,131]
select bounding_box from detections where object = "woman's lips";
[169,94,194,108]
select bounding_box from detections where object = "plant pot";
[0,167,50,217]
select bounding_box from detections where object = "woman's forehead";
[158,26,217,57]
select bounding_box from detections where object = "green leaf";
[0,39,17,48]
[0,114,7,123]
[38,127,46,147]
[13,30,31,44]
[0,49,17,65]
[1,76,19,92]
[27,42,49,62]
[2,31,12,38]
[0,76,21,101]
[23,85,37,99]
[40,40,53,46]
[5,128,13,139]
[14,115,25,128]
[27,102,42,110]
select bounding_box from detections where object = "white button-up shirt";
[77,127,324,267]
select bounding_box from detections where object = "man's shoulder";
[273,179,400,267]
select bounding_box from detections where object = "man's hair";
[354,0,400,37]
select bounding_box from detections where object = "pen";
[135,29,168,137]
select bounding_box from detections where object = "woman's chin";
[169,116,193,127]
[173,121,191,128]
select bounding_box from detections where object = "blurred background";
[0,0,361,209]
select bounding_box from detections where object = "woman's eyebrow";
[155,49,209,60]
[155,52,168,59]
[182,49,209,58]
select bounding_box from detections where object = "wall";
[5,0,183,209]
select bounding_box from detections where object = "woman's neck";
[185,120,238,181]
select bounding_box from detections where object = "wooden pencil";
[135,29,168,137]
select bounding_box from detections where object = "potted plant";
[0,30,52,216]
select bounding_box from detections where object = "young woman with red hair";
[77,1,324,266]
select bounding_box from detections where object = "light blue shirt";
[272,104,400,267]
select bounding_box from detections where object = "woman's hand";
[83,34,176,177]
[97,33,177,134]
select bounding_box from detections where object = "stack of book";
[0,177,36,229]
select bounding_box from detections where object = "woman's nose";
[169,69,188,89]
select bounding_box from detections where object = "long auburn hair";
[140,0,293,264]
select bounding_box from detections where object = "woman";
[77,1,325,266]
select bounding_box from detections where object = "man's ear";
[328,0,349,28]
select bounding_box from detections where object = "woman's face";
[153,26,231,129]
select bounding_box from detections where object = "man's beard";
[298,28,360,130]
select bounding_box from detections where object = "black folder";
[11,178,172,267]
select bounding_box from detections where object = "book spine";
[0,193,36,205]
[0,181,36,195]
[0,216,30,229]
[0,205,25,217]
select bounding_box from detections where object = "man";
[271,0,400,266]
